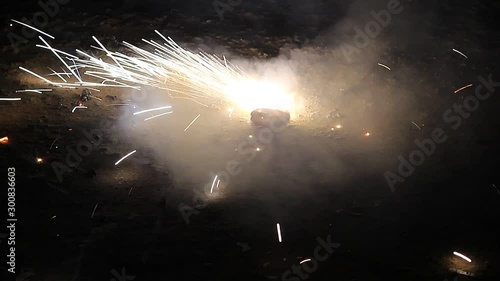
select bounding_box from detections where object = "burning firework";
[17,22,295,115]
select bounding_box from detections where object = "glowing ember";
[336,125,342,129]
[36,157,43,163]
[365,132,370,137]
[299,259,312,264]
[0,136,8,144]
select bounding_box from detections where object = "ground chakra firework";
[18,25,295,114]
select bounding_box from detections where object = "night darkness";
[1,1,500,281]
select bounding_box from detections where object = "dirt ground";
[1,0,500,281]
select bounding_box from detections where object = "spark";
[89,94,102,101]
[36,157,43,163]
[128,186,134,195]
[453,251,472,263]
[115,150,137,165]
[276,223,282,242]
[10,19,55,39]
[364,132,371,137]
[336,125,342,129]
[452,48,468,59]
[411,121,422,131]
[228,107,234,117]
[210,175,219,194]
[256,147,261,151]
[16,89,52,94]
[91,203,99,219]
[0,98,21,101]
[492,184,500,196]
[72,106,87,113]
[133,105,172,115]
[377,63,391,71]
[0,136,9,144]
[216,179,221,189]
[300,259,312,264]
[454,84,473,94]
[184,114,201,132]
[144,111,173,121]
[249,135,253,138]
[51,216,56,220]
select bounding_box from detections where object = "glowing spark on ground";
[115,150,137,165]
[0,137,9,144]
[51,216,56,220]
[91,203,99,219]
[256,147,261,151]
[249,135,253,138]
[184,114,201,132]
[216,179,220,189]
[454,84,473,94]
[276,223,282,242]
[10,19,55,39]
[452,48,468,59]
[210,175,219,194]
[336,125,342,129]
[133,105,172,115]
[0,98,21,101]
[411,121,422,131]
[453,251,472,263]
[377,63,391,71]
[36,157,43,163]
[72,106,87,113]
[365,132,371,137]
[300,259,311,264]
[492,184,500,196]
[144,111,173,121]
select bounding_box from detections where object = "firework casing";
[250,108,290,128]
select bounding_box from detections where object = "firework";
[16,21,295,114]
